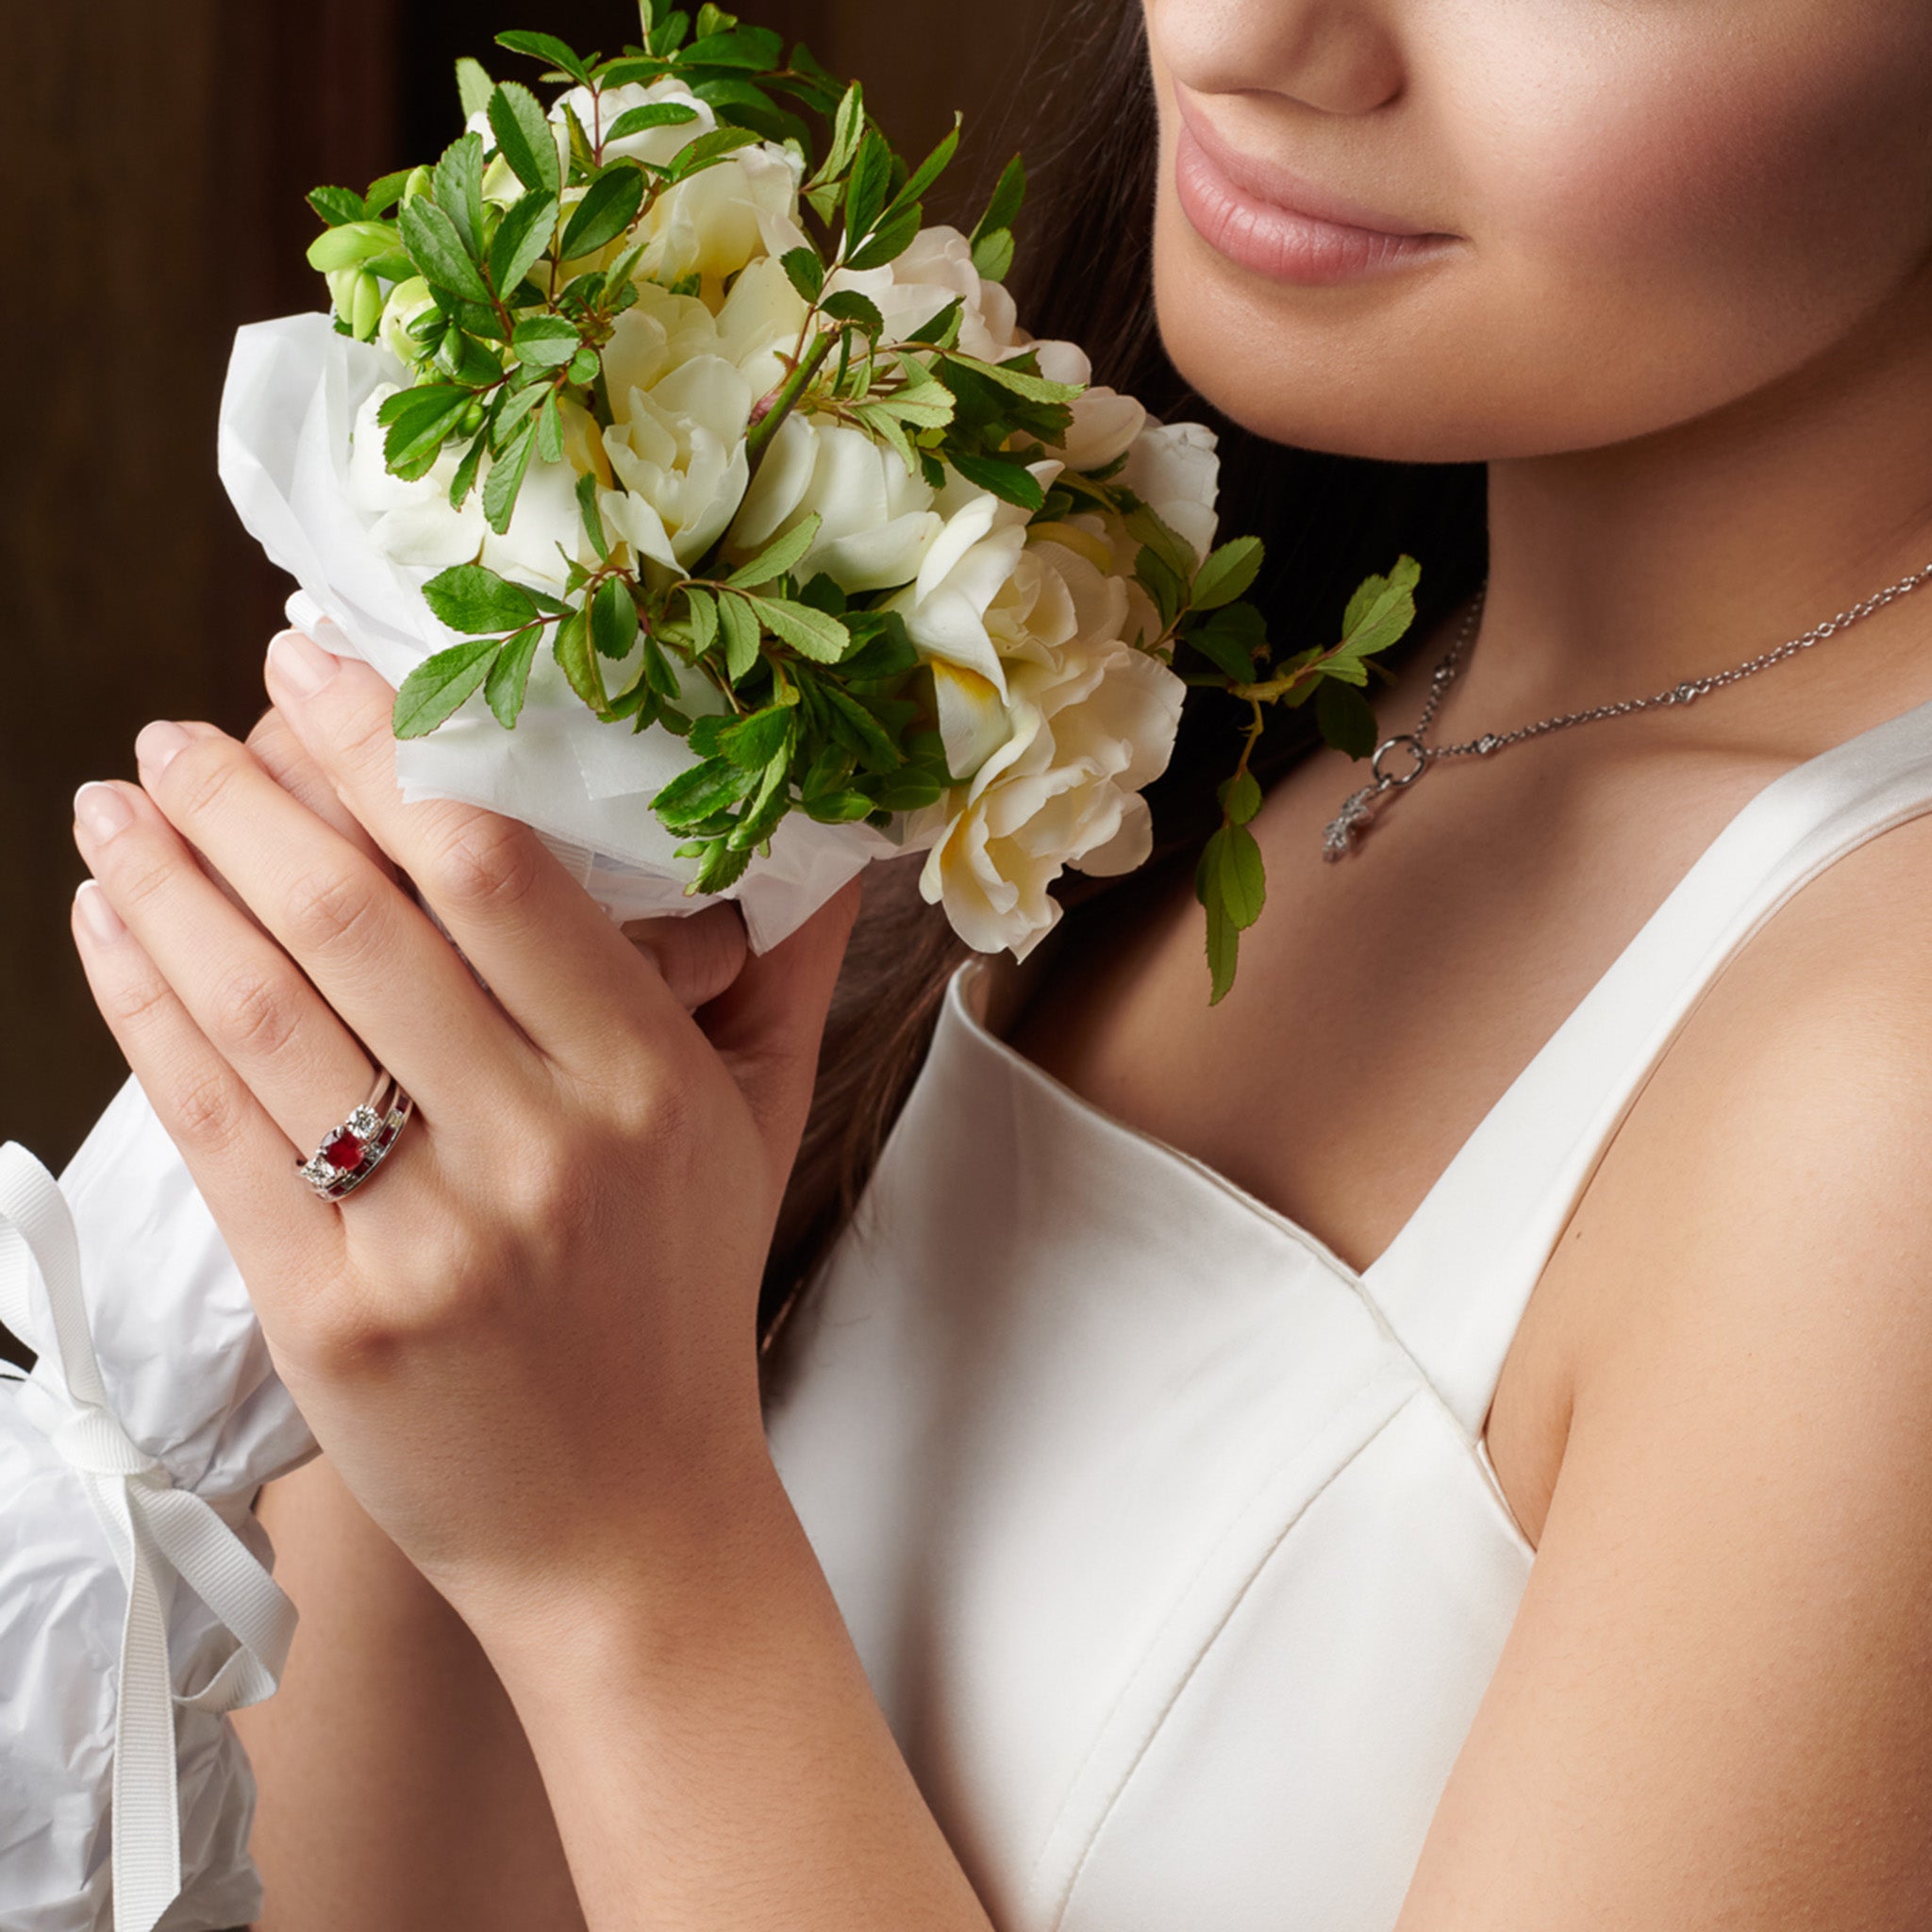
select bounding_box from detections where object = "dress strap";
[1362,689,1932,1439]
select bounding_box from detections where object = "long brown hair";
[755,1,1488,1389]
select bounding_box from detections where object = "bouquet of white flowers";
[222,3,1420,995]
[4,10,1423,1932]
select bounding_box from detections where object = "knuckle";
[100,960,176,1035]
[281,861,386,961]
[169,1062,247,1156]
[332,700,401,784]
[205,960,302,1063]
[422,817,542,917]
[158,736,244,823]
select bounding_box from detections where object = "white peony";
[906,635,1185,959]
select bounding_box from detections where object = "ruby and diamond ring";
[295,1070,415,1203]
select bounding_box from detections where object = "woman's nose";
[1147,0,1406,119]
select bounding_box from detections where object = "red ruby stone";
[323,1128,365,1173]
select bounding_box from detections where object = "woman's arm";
[1394,825,1932,1930]
[236,1456,588,1931]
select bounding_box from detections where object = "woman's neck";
[1459,283,1932,739]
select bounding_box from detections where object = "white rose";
[599,340,754,573]
[633,141,806,292]
[824,224,1020,359]
[908,637,1185,959]
[551,78,716,171]
[1029,338,1147,475]
[1121,419,1222,565]
[713,254,811,399]
[724,412,941,592]
[347,382,600,595]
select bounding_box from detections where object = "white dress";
[762,686,1932,1932]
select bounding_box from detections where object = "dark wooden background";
[0,0,1076,1368]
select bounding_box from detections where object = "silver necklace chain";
[1321,558,1932,862]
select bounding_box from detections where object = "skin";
[66,2,1932,1926]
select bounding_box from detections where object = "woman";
[63,1,1932,1925]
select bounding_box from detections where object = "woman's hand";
[67,625,863,1647]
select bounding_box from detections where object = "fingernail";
[73,781,133,842]
[267,627,340,698]
[75,880,125,942]
[134,720,192,776]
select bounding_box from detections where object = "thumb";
[699,875,865,1180]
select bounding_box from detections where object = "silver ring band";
[295,1069,414,1203]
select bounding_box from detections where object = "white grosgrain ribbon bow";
[0,1141,298,1932]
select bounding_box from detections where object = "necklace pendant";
[1321,781,1387,862]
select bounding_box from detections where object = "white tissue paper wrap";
[1,1077,308,1932]
[215,309,907,951]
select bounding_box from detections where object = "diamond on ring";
[296,1072,414,1202]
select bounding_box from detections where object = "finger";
[246,692,395,878]
[262,627,694,1071]
[125,718,533,1120]
[67,877,346,1291]
[620,902,748,1014]
[73,777,384,1157]
[700,875,864,1178]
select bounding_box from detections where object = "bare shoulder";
[1396,810,1932,1930]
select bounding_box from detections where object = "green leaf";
[576,472,609,560]
[682,24,783,67]
[422,562,540,634]
[1212,821,1266,927]
[843,127,893,247]
[846,201,922,272]
[1316,676,1380,758]
[482,414,540,534]
[1186,602,1267,682]
[717,705,791,769]
[811,80,866,191]
[559,163,646,260]
[886,116,959,221]
[802,788,876,824]
[947,351,1083,406]
[605,100,701,142]
[1338,554,1423,662]
[1135,542,1189,632]
[399,197,493,303]
[820,683,901,770]
[494,28,592,85]
[433,130,487,258]
[1219,769,1263,825]
[378,383,471,478]
[683,585,719,658]
[513,312,580,367]
[948,451,1044,512]
[489,81,562,199]
[307,185,365,227]
[651,755,761,829]
[1192,536,1264,612]
[970,226,1014,282]
[689,76,809,150]
[448,427,490,509]
[725,511,823,589]
[665,125,760,180]
[1125,500,1199,582]
[363,168,416,219]
[485,623,543,727]
[552,607,607,709]
[488,191,559,296]
[781,245,825,302]
[717,591,762,682]
[746,594,850,663]
[1203,894,1240,1006]
[455,57,495,119]
[872,358,954,427]
[392,638,499,738]
[905,296,963,348]
[972,152,1025,245]
[536,391,565,464]
[591,576,641,659]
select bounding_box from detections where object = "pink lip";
[1173,95,1459,286]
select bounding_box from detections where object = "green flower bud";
[306,220,395,274]
[402,165,433,207]
[459,399,487,437]
[350,271,384,342]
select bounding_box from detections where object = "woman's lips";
[1173,106,1459,286]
